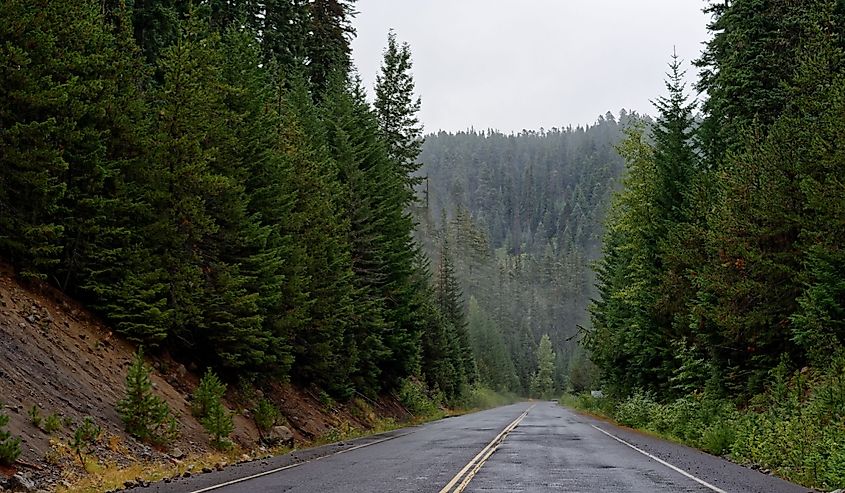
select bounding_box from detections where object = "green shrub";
[0,410,21,465]
[615,392,660,428]
[700,421,736,456]
[566,363,845,490]
[660,397,700,441]
[253,397,280,440]
[71,417,101,466]
[28,406,63,434]
[192,369,227,419]
[117,349,179,444]
[28,405,41,428]
[820,437,845,488]
[201,399,234,450]
[460,386,518,410]
[397,379,439,417]
[43,413,62,434]
[318,390,335,412]
[559,393,617,417]
[193,370,233,449]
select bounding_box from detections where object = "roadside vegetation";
[580,2,845,491]
[563,358,845,489]
[0,407,21,466]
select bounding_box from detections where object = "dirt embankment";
[0,264,411,492]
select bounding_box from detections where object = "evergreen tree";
[223,32,306,378]
[140,14,274,371]
[117,350,178,444]
[691,2,845,394]
[193,368,233,449]
[0,408,21,466]
[277,69,357,396]
[588,2,845,398]
[695,0,842,163]
[201,398,234,450]
[0,0,121,279]
[531,334,556,399]
[320,73,395,394]
[261,0,310,69]
[434,234,476,390]
[192,369,227,419]
[649,53,708,393]
[253,397,280,441]
[374,30,424,190]
[127,0,187,64]
[467,298,518,392]
[587,125,671,396]
[790,36,845,364]
[306,0,357,95]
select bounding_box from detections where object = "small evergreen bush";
[191,369,226,419]
[0,409,21,465]
[117,349,178,444]
[193,370,233,449]
[71,417,101,465]
[202,399,234,450]
[28,405,41,428]
[43,413,62,433]
[253,397,280,440]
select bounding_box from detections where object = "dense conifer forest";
[416,113,645,394]
[570,1,845,488]
[3,1,845,488]
[589,0,845,400]
[0,0,479,403]
[0,0,640,406]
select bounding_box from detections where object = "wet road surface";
[152,401,814,493]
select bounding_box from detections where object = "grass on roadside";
[559,358,845,490]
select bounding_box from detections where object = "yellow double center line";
[438,404,535,493]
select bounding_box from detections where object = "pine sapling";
[0,410,21,466]
[28,405,41,429]
[201,399,234,450]
[192,370,233,449]
[253,397,279,442]
[71,417,101,467]
[192,369,226,419]
[117,349,179,444]
[43,413,62,434]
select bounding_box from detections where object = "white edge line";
[187,432,412,493]
[591,425,729,493]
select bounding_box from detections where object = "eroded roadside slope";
[0,264,411,492]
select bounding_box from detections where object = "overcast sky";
[350,1,711,133]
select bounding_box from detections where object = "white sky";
[350,0,711,133]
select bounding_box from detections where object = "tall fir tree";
[305,0,356,96]
[374,30,424,191]
[434,232,476,392]
[261,0,310,69]
[277,69,358,396]
[126,0,187,64]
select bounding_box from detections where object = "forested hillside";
[0,0,476,407]
[417,112,644,394]
[580,1,845,488]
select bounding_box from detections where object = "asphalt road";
[151,401,815,493]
